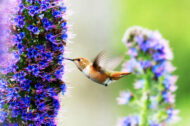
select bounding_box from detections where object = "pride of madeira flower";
[0,0,68,125]
[117,26,179,126]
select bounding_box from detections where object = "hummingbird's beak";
[64,58,74,61]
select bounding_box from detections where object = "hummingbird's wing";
[104,57,123,71]
[93,51,123,72]
[92,51,106,73]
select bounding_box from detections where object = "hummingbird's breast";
[82,65,110,85]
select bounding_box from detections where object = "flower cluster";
[117,26,179,126]
[0,0,68,125]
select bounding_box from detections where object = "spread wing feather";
[92,51,123,72]
[92,51,106,73]
[105,57,123,71]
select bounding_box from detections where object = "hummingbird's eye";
[78,59,81,62]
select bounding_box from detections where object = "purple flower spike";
[0,0,69,125]
[118,26,179,126]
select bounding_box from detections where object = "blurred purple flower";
[166,108,180,123]
[117,116,140,126]
[134,79,145,89]
[119,26,179,126]
[117,91,132,105]
[0,1,19,72]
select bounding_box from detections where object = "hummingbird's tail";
[110,72,131,80]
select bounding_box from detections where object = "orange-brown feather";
[88,65,109,84]
[110,72,131,80]
[75,57,91,71]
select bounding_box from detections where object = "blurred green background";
[59,0,190,126]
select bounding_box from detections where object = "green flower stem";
[140,74,150,126]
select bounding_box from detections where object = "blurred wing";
[104,57,123,71]
[92,51,107,72]
[93,51,123,71]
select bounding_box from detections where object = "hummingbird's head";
[65,57,91,71]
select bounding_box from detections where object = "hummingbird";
[64,51,131,86]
